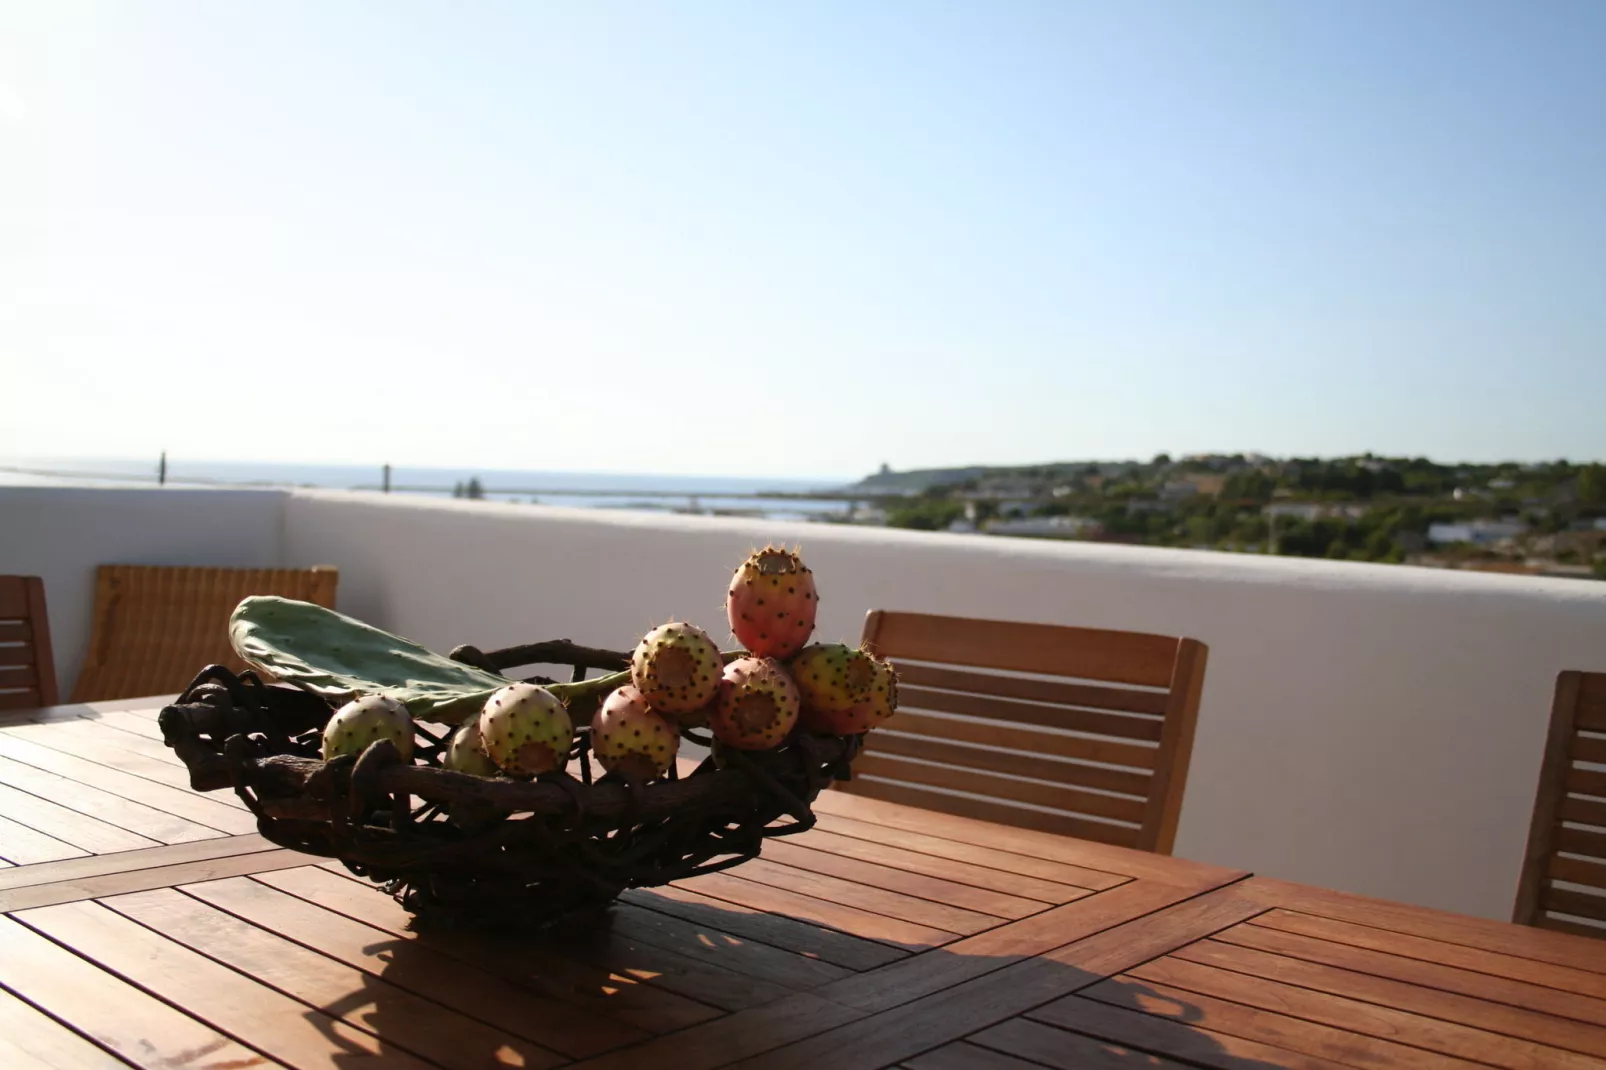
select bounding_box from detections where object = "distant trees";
[452,477,486,500]
[1580,464,1606,506]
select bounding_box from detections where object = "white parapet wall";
[0,487,289,698]
[5,483,1606,921]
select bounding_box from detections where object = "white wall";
[7,484,1606,920]
[0,487,288,695]
[284,490,1606,921]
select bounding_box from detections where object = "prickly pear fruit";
[444,719,500,777]
[790,643,877,715]
[478,683,573,777]
[631,621,722,714]
[709,657,800,750]
[726,546,817,659]
[322,694,414,761]
[590,685,679,780]
[800,652,897,734]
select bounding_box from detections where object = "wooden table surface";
[1,698,1603,1070]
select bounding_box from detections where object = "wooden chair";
[69,565,338,703]
[841,610,1208,854]
[0,576,59,711]
[1512,670,1606,938]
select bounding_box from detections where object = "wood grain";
[0,913,275,1070]
[1079,975,1486,1069]
[0,986,134,1070]
[1028,993,1357,1070]
[1126,953,1604,1070]
[260,864,723,1035]
[0,848,309,912]
[0,834,273,892]
[864,612,1179,687]
[1175,934,1606,1057]
[810,812,1127,892]
[19,899,434,1069]
[0,812,88,865]
[105,886,567,1070]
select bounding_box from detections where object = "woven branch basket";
[158,640,861,928]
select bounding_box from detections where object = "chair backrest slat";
[1513,670,1606,939]
[0,576,58,711]
[69,565,339,703]
[842,610,1208,854]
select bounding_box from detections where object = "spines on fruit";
[478,683,574,777]
[590,685,680,780]
[726,546,817,659]
[631,621,722,713]
[710,656,800,750]
[322,694,414,762]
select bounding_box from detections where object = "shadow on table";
[289,887,1298,1070]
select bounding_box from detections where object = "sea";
[0,457,870,523]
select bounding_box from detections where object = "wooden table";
[2,698,1603,1070]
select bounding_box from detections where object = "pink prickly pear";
[726,546,817,659]
[799,652,897,735]
[631,621,723,714]
[478,683,573,777]
[709,657,800,750]
[591,685,679,780]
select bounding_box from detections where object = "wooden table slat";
[0,753,225,845]
[0,811,89,865]
[0,834,276,893]
[721,886,1263,1070]
[711,855,1007,935]
[1074,976,1486,1070]
[1246,908,1606,1000]
[183,874,638,1058]
[902,1039,1055,1069]
[794,824,1095,902]
[1176,934,1606,1057]
[0,913,279,1070]
[104,886,568,1070]
[1125,953,1604,1070]
[1219,915,1606,1027]
[0,726,252,816]
[0,781,160,855]
[966,1016,1194,1069]
[0,731,256,829]
[19,899,438,1070]
[621,882,911,971]
[810,812,1129,892]
[673,869,967,950]
[259,864,725,1035]
[1026,992,1359,1070]
[600,898,854,990]
[0,986,139,1070]
[758,837,1055,919]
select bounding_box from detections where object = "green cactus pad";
[229,596,509,724]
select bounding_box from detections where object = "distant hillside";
[846,465,994,493]
[846,460,1140,494]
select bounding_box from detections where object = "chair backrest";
[1512,670,1606,938]
[0,576,59,711]
[69,565,339,703]
[841,610,1208,855]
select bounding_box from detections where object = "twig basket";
[158,640,860,927]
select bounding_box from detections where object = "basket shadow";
[292,888,1305,1070]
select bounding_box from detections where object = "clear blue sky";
[3,1,1602,478]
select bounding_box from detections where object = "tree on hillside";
[1580,464,1606,505]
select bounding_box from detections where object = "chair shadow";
[289,887,1301,1070]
